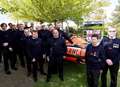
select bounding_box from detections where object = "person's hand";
[47,56,50,62]
[43,54,46,59]
[100,70,103,73]
[9,47,13,52]
[106,59,113,66]
[32,58,36,62]
[63,56,66,59]
[3,42,8,47]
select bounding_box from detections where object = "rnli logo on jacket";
[113,44,119,48]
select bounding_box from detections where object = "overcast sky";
[105,0,118,22]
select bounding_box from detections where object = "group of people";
[0,21,73,82]
[86,26,120,87]
[0,21,120,87]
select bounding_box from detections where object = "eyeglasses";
[109,31,116,32]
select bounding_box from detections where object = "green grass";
[34,62,120,87]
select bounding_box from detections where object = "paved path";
[0,63,35,87]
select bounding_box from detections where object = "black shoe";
[5,71,11,75]
[21,65,25,68]
[33,78,38,82]
[27,72,31,77]
[46,78,50,82]
[41,72,47,75]
[12,67,18,71]
[59,77,64,81]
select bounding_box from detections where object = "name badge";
[113,44,119,48]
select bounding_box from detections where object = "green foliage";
[0,0,93,22]
[112,0,120,38]
[0,7,8,14]
[85,0,111,21]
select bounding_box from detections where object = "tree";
[84,0,111,21]
[0,7,8,14]
[112,0,120,37]
[0,0,95,22]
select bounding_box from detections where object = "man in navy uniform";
[0,24,3,63]
[7,24,18,70]
[38,25,52,61]
[15,23,25,68]
[101,26,120,87]
[53,21,73,74]
[27,30,45,82]
[22,27,32,76]
[38,25,52,76]
[46,29,67,82]
[55,21,73,44]
[0,23,14,74]
[85,34,105,87]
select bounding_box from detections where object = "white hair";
[107,26,116,31]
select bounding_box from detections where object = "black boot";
[46,78,50,82]
[27,72,31,77]
[5,70,11,75]
[11,67,18,71]
[59,77,64,81]
[33,77,38,82]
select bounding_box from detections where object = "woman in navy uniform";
[85,34,105,87]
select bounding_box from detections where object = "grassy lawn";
[34,62,120,87]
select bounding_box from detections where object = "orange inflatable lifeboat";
[65,34,87,64]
